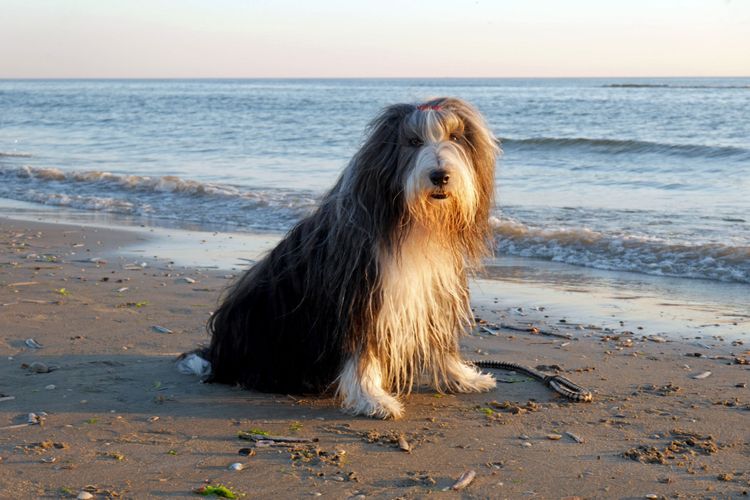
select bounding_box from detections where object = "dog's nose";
[429,169,450,186]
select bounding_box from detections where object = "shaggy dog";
[179,97,500,418]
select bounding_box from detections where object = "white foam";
[493,219,750,284]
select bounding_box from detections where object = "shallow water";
[1,78,749,285]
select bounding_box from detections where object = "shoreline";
[1,216,749,497]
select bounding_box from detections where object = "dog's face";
[343,98,498,240]
[402,103,484,221]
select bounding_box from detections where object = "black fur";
[204,103,414,393]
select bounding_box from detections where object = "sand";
[0,217,748,499]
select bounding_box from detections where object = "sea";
[1,78,748,337]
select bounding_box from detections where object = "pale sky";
[1,0,749,78]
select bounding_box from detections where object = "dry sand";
[0,217,748,499]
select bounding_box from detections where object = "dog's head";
[342,98,498,249]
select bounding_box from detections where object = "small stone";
[178,277,196,284]
[45,384,56,390]
[228,462,244,471]
[29,362,51,373]
[521,441,532,448]
[151,325,173,334]
[77,493,94,500]
[546,433,563,440]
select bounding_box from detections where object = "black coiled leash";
[469,359,593,402]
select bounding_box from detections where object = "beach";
[1,216,748,499]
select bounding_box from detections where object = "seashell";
[450,470,476,490]
[397,434,411,452]
[692,371,712,379]
[25,338,43,349]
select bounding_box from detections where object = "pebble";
[521,441,532,448]
[692,371,712,379]
[228,462,244,471]
[178,277,196,284]
[77,493,94,500]
[45,384,56,390]
[151,325,173,334]
[546,433,563,440]
[29,361,51,373]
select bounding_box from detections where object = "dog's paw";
[459,371,497,393]
[445,363,497,393]
[342,392,404,420]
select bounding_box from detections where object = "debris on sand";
[565,431,585,443]
[193,484,238,498]
[448,470,476,491]
[624,429,721,464]
[623,446,669,464]
[488,400,541,415]
[24,338,43,349]
[237,431,316,443]
[398,434,411,453]
[639,383,681,396]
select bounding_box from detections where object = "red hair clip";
[417,104,442,111]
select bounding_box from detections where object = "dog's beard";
[404,142,479,238]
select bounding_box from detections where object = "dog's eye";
[449,133,462,142]
[408,137,423,147]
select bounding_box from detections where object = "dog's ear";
[354,103,414,177]
[337,103,415,245]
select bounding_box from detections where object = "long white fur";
[336,107,496,418]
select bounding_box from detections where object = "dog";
[179,97,500,419]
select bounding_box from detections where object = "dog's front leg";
[438,354,496,394]
[336,354,404,419]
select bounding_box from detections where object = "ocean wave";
[0,165,318,231]
[491,218,750,284]
[500,136,750,160]
[603,83,750,89]
[0,151,33,158]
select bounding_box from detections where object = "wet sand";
[0,217,748,499]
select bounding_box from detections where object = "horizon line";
[1,75,749,81]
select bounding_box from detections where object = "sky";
[1,0,749,78]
